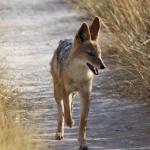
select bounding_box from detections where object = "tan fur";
[50,17,105,149]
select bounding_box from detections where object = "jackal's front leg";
[79,92,90,150]
[78,80,92,150]
[62,89,74,127]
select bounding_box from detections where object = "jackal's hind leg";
[56,100,64,140]
[53,81,64,140]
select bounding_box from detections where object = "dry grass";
[0,64,39,150]
[73,0,150,99]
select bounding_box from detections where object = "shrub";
[75,0,150,99]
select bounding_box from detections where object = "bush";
[75,0,150,99]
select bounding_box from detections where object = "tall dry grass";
[0,64,39,150]
[74,0,150,99]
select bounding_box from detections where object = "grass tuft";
[0,63,39,150]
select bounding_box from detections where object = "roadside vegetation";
[73,0,150,99]
[0,63,39,150]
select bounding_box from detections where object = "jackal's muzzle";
[86,57,106,75]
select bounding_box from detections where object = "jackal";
[50,17,106,150]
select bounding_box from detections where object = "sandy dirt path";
[0,0,150,149]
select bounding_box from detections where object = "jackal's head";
[72,17,106,75]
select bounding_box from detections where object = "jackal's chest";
[64,65,93,92]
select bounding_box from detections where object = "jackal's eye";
[86,51,95,57]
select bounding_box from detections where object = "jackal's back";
[51,39,72,78]
[56,39,72,69]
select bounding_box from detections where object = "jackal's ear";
[75,23,91,43]
[90,16,101,41]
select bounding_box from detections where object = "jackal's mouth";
[86,63,99,75]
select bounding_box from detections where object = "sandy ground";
[0,0,150,149]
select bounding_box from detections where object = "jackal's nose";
[100,63,106,70]
[98,58,106,70]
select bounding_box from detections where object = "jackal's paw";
[65,119,75,128]
[56,133,64,140]
[79,145,88,150]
